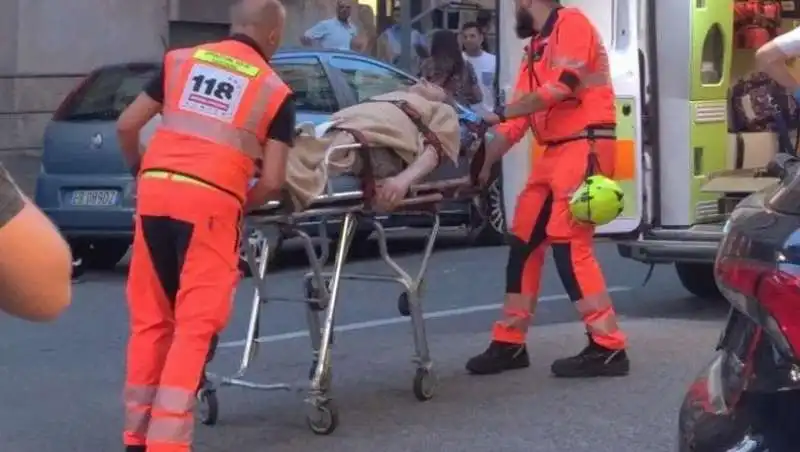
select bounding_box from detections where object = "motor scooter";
[677,153,800,451]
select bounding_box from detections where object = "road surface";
[0,234,727,451]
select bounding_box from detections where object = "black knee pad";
[505,235,530,293]
[206,334,220,363]
[551,243,582,301]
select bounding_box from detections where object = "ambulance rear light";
[716,256,800,359]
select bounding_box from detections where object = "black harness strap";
[363,99,449,165]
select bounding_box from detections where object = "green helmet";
[569,175,625,226]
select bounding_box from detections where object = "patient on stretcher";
[284,81,462,211]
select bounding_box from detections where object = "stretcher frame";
[199,123,487,435]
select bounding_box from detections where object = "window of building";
[271,57,338,113]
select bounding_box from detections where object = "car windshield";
[59,64,159,121]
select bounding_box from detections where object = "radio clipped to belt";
[568,129,625,226]
[734,0,783,50]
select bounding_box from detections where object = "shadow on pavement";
[76,230,486,282]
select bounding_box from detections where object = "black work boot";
[550,334,629,378]
[125,446,146,452]
[466,341,530,375]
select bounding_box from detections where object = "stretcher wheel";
[306,400,339,435]
[412,368,436,402]
[198,389,219,426]
[397,292,410,317]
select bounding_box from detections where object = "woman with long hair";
[420,29,482,106]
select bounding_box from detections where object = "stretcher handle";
[320,143,364,192]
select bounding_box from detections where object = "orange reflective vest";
[498,7,616,145]
[142,39,291,201]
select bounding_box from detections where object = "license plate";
[70,190,119,206]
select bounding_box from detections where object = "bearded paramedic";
[466,0,630,378]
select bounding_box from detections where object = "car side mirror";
[766,153,800,180]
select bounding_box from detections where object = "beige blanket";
[286,91,461,210]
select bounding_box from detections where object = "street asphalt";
[0,232,729,452]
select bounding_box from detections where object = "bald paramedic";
[466,0,630,378]
[115,0,295,450]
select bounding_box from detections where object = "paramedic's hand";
[481,112,502,126]
[376,177,408,210]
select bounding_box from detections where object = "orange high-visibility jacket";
[142,39,291,201]
[497,7,616,145]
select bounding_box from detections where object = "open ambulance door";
[496,0,645,237]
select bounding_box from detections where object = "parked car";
[35,49,505,273]
[677,154,800,451]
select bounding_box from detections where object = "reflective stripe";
[576,294,620,336]
[162,47,287,159]
[124,409,151,436]
[123,385,158,436]
[147,415,193,445]
[497,307,532,330]
[574,293,612,316]
[551,57,586,71]
[245,73,287,133]
[585,308,620,336]
[193,48,260,77]
[160,111,264,158]
[152,386,197,414]
[141,170,218,190]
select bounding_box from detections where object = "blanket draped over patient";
[286,91,461,210]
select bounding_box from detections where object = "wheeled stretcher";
[198,118,489,435]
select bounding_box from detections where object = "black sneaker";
[125,446,146,452]
[466,341,530,375]
[550,335,629,378]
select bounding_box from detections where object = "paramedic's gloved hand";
[481,111,502,126]
[375,177,408,211]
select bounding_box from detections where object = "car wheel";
[71,239,131,271]
[675,263,721,299]
[466,176,506,247]
[239,229,284,278]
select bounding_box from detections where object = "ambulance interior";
[692,1,800,213]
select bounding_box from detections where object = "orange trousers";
[123,176,240,452]
[492,138,627,350]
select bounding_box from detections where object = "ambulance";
[493,0,799,300]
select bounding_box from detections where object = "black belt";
[541,125,616,147]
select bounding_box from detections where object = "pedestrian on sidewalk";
[420,30,482,107]
[461,21,497,114]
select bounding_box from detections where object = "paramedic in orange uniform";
[465,0,630,378]
[115,1,293,450]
